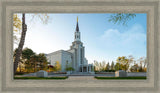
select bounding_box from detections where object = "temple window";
[66,60,68,64]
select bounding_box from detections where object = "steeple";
[76,16,79,32]
[74,16,81,41]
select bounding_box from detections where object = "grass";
[95,76,146,79]
[14,76,68,80]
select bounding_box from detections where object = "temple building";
[46,17,94,73]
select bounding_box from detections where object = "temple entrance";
[83,67,87,72]
[79,66,88,72]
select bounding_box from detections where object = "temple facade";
[46,17,94,73]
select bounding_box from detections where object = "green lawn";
[14,76,68,80]
[95,76,146,79]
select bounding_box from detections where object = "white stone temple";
[46,17,94,73]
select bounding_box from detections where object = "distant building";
[46,17,94,73]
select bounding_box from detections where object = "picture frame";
[0,0,160,93]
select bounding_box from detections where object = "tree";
[29,55,38,72]
[108,13,136,26]
[100,61,106,71]
[93,60,100,71]
[13,14,22,44]
[143,58,147,72]
[13,48,18,59]
[138,57,146,67]
[14,14,27,74]
[17,61,25,73]
[14,47,49,73]
[22,47,35,60]
[128,55,134,65]
[105,62,110,71]
[110,61,115,70]
[115,63,120,71]
[116,56,130,71]
[48,65,56,72]
[13,48,24,73]
[115,57,122,71]
[143,58,147,68]
[55,61,61,71]
[130,64,139,72]
[13,13,50,74]
[14,48,26,73]
[24,53,49,72]
[21,48,35,72]
[37,53,49,70]
[93,60,106,72]
[137,57,147,72]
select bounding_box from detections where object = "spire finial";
[76,16,79,32]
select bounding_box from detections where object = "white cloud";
[100,24,146,49]
[91,24,147,62]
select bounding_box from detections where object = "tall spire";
[74,16,81,41]
[76,16,79,32]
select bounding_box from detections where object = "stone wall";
[47,50,62,65]
[95,72,146,77]
[47,50,73,72]
[127,72,146,77]
[61,51,72,72]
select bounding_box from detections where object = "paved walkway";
[67,76,96,80]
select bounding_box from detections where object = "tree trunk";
[14,13,27,74]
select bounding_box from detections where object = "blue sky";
[14,13,147,64]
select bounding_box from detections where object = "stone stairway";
[66,76,96,80]
[69,72,95,76]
